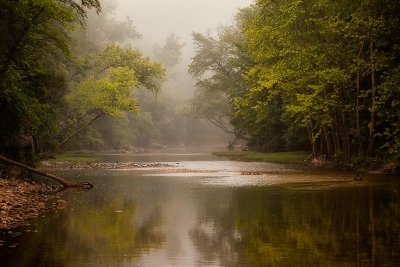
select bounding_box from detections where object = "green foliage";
[70,0,140,60]
[59,43,166,148]
[0,0,100,153]
[84,44,165,94]
[153,33,185,69]
[187,0,400,163]
[47,153,99,162]
[216,0,400,162]
[128,111,157,148]
[377,66,400,156]
[67,66,138,117]
[189,27,250,143]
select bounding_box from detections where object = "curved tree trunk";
[0,154,94,189]
[60,112,104,148]
[307,121,316,158]
[356,39,365,156]
[367,40,377,158]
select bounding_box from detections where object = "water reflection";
[1,174,165,267]
[1,155,400,266]
[190,185,400,266]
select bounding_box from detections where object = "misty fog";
[81,0,253,151]
[115,0,253,100]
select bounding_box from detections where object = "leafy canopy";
[67,66,138,117]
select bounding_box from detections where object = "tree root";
[0,154,94,189]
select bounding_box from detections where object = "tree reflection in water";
[2,195,165,267]
[190,185,400,266]
[2,168,400,266]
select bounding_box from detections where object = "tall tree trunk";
[341,110,351,159]
[333,85,341,155]
[321,86,333,158]
[307,122,316,158]
[322,125,332,158]
[60,112,104,148]
[356,39,365,156]
[334,83,350,159]
[367,41,377,157]
[332,119,340,154]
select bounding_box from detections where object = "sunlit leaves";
[61,43,166,146]
[86,44,166,94]
[67,67,138,117]
[67,43,166,118]
[234,0,400,159]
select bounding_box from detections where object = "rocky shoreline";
[40,161,176,169]
[1,161,177,231]
[0,177,60,230]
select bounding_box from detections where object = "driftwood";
[0,154,94,189]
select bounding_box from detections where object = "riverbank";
[212,151,309,164]
[213,150,400,174]
[40,161,176,169]
[0,176,58,230]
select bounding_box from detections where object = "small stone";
[27,208,37,214]
[11,232,21,237]
[12,204,22,209]
[56,199,68,208]
[0,177,58,230]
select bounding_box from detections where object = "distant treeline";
[189,0,400,165]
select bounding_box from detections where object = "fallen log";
[0,154,94,189]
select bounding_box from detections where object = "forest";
[0,0,223,161]
[190,0,400,167]
[1,0,400,168]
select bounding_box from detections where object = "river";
[1,152,400,266]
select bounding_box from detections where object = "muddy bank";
[0,178,58,230]
[41,161,176,169]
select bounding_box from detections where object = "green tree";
[153,33,185,69]
[189,27,250,147]
[233,0,400,162]
[59,44,165,148]
[72,0,141,55]
[0,0,100,156]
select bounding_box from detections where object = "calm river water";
[1,153,400,266]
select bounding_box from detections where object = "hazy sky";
[115,0,253,55]
[113,0,253,101]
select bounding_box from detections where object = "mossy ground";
[47,153,99,162]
